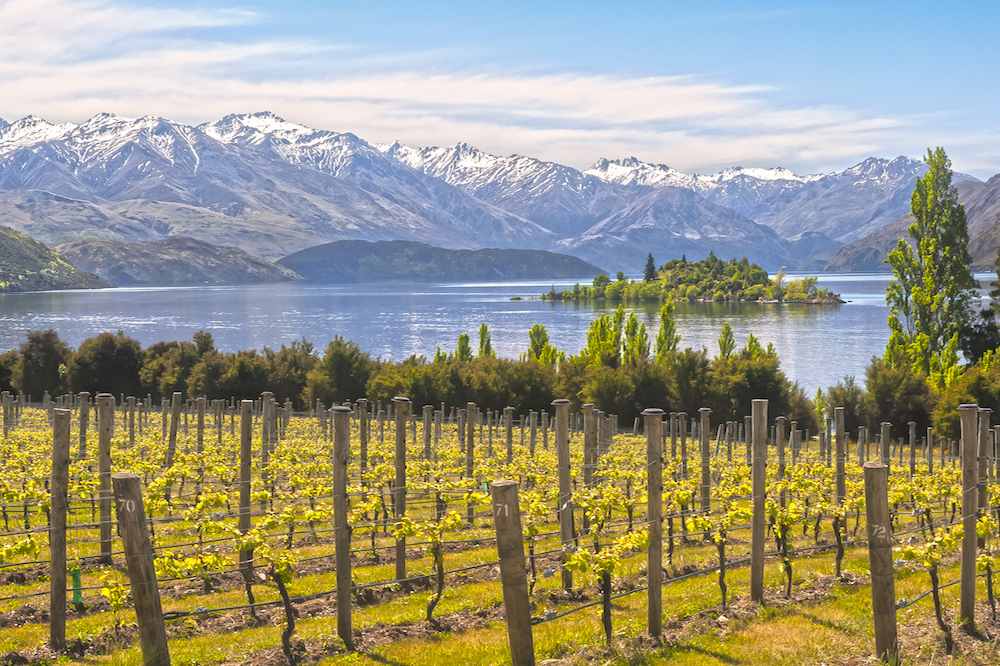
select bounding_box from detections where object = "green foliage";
[886,148,977,374]
[541,253,839,304]
[455,333,474,362]
[526,324,562,366]
[717,322,736,361]
[933,361,1000,439]
[18,329,70,397]
[862,355,936,438]
[304,335,373,405]
[477,323,495,358]
[66,330,144,397]
[825,376,864,435]
[653,302,680,364]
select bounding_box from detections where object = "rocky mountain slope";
[826,178,1000,272]
[277,240,604,283]
[53,236,301,286]
[0,223,110,292]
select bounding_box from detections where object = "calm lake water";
[0,273,994,395]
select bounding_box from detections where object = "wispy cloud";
[0,0,994,176]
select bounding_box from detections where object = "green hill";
[0,224,111,292]
[278,240,604,283]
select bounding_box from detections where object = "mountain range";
[0,110,994,273]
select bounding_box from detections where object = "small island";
[541,252,842,303]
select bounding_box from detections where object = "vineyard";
[2,392,1000,665]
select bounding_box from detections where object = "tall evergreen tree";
[885,148,977,380]
[643,253,657,282]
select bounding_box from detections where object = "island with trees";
[541,252,842,303]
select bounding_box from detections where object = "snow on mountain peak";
[584,157,697,189]
[696,165,822,185]
[0,115,78,154]
[201,111,316,144]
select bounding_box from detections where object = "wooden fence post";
[393,396,410,584]
[750,399,767,603]
[491,480,535,666]
[97,393,114,565]
[331,405,354,650]
[864,462,897,663]
[552,399,573,590]
[959,403,979,627]
[112,473,170,666]
[643,408,664,638]
[50,409,71,651]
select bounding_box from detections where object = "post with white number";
[491,480,535,666]
[112,472,170,666]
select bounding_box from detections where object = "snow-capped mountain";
[379,141,634,236]
[0,112,549,260]
[0,110,986,271]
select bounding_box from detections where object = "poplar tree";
[478,322,495,358]
[885,148,977,382]
[654,302,680,364]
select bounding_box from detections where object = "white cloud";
[0,0,994,177]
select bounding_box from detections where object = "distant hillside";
[278,240,604,283]
[825,179,998,272]
[53,236,301,286]
[0,224,110,292]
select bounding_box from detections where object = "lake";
[0,273,994,395]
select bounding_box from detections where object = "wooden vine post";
[97,393,114,565]
[423,405,433,459]
[699,407,711,513]
[238,400,254,584]
[491,480,535,666]
[552,399,573,590]
[864,462,897,663]
[50,408,71,651]
[835,407,846,503]
[750,399,767,603]
[505,405,515,464]
[959,403,979,627]
[357,398,369,472]
[643,408,664,638]
[78,392,90,459]
[393,396,410,584]
[978,409,991,549]
[880,422,891,468]
[112,473,170,666]
[127,396,136,449]
[331,405,354,650]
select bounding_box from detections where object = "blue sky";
[2,0,998,177]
